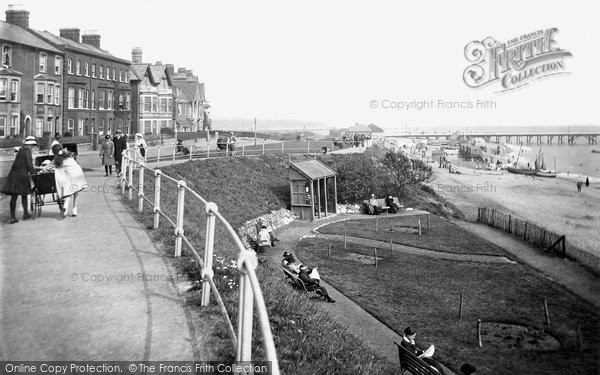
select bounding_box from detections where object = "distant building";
[129,48,174,135]
[347,123,372,138]
[367,123,385,140]
[171,67,210,133]
[1,5,64,138]
[31,28,132,136]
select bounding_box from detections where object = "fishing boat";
[506,143,536,175]
[533,148,557,178]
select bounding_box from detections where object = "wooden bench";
[362,197,404,214]
[394,341,441,375]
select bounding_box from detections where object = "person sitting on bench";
[298,265,334,303]
[368,193,383,215]
[401,327,446,374]
[385,195,399,213]
[282,252,301,273]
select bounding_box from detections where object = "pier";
[387,132,599,145]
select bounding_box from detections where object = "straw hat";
[23,136,38,146]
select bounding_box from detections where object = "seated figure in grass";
[298,265,334,303]
[257,225,272,253]
[368,193,383,215]
[401,326,445,375]
[282,252,320,280]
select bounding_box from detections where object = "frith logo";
[463,28,572,92]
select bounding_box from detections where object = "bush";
[160,127,175,136]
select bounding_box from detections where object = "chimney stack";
[5,4,30,28]
[131,47,143,63]
[82,30,101,49]
[60,28,81,43]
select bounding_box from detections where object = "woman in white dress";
[48,145,88,217]
[134,133,147,164]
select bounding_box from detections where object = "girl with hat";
[134,133,147,163]
[99,134,115,176]
[2,136,37,223]
[52,145,88,217]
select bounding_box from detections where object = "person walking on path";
[113,130,128,176]
[586,177,590,187]
[577,181,582,192]
[1,136,37,223]
[135,133,147,164]
[52,145,88,217]
[100,135,115,176]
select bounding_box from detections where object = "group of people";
[255,218,279,253]
[282,251,335,303]
[366,193,401,215]
[576,177,590,192]
[2,135,87,223]
[98,130,129,176]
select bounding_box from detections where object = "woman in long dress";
[1,136,37,223]
[134,133,147,163]
[100,135,114,176]
[51,145,88,217]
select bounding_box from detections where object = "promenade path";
[0,172,201,360]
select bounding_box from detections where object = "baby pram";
[30,155,63,218]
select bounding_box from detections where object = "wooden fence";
[477,207,566,258]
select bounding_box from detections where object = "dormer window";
[39,53,47,73]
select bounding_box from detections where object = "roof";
[173,80,202,102]
[290,160,336,180]
[0,67,23,76]
[348,124,372,132]
[31,29,130,64]
[0,21,63,54]
[368,123,384,133]
[175,115,194,128]
[130,63,172,86]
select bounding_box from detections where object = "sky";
[7,0,600,130]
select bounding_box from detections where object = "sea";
[385,125,600,178]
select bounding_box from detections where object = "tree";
[381,150,432,197]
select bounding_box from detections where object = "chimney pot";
[131,47,143,63]
[82,30,101,49]
[59,28,81,43]
[5,5,30,28]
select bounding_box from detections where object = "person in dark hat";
[113,129,128,176]
[282,252,301,273]
[401,326,445,373]
[298,265,335,303]
[100,134,114,176]
[2,136,37,223]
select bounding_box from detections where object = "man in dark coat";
[2,136,37,223]
[113,130,128,176]
[298,265,335,303]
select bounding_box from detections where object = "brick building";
[31,28,132,136]
[171,67,210,133]
[1,6,64,138]
[129,48,174,135]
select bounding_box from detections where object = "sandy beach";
[430,166,600,269]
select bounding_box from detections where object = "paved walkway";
[0,173,202,360]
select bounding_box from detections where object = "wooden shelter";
[289,160,337,220]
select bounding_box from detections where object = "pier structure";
[387,132,599,145]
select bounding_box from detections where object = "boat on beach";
[592,149,600,154]
[506,166,536,175]
[533,148,557,178]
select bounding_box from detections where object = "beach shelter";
[289,160,337,220]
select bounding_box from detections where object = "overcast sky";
[13,0,600,130]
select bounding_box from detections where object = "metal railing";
[120,150,280,373]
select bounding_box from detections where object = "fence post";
[374,248,378,268]
[508,214,512,234]
[477,319,482,348]
[307,141,310,154]
[121,152,127,195]
[262,142,265,155]
[427,214,431,228]
[189,144,193,160]
[523,222,528,241]
[174,180,187,257]
[328,242,331,258]
[138,166,144,212]
[242,142,245,156]
[201,202,218,306]
[153,170,161,229]
[281,142,284,154]
[172,145,176,165]
[344,232,347,250]
[207,144,210,159]
[127,156,134,201]
[236,251,257,363]
[155,147,160,168]
[543,299,550,325]
[458,293,464,319]
[418,218,422,235]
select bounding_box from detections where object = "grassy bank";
[123,155,398,373]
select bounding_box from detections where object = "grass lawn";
[295,236,599,375]
[318,214,507,255]
[124,155,398,374]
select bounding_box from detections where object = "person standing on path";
[1,136,37,223]
[100,135,114,176]
[586,177,590,187]
[52,145,88,217]
[135,133,147,164]
[113,130,128,176]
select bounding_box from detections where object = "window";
[291,182,311,205]
[67,59,73,74]
[78,118,84,136]
[168,98,173,113]
[83,90,88,109]
[2,45,12,67]
[99,91,105,110]
[125,93,130,110]
[54,85,60,105]
[177,103,183,115]
[91,63,96,77]
[160,120,167,130]
[10,115,18,136]
[113,68,116,81]
[0,116,5,137]
[99,65,104,79]
[106,67,110,80]
[39,53,47,72]
[143,97,151,112]
[76,60,81,75]
[55,56,62,75]
[160,98,168,112]
[144,120,151,134]
[10,80,18,101]
[46,84,54,104]
[78,88,84,108]
[0,79,6,101]
[67,119,74,131]
[118,93,124,109]
[84,62,89,76]
[68,87,75,108]
[152,120,157,134]
[91,90,95,110]
[35,117,43,137]
[151,97,157,112]
[107,90,114,109]
[125,70,129,82]
[36,83,45,104]
[119,70,124,82]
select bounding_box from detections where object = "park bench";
[281,266,326,299]
[362,197,404,214]
[394,341,441,375]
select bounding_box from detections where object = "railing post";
[236,251,257,364]
[128,154,134,201]
[207,143,210,159]
[174,180,187,257]
[138,166,144,212]
[281,141,284,154]
[153,170,161,229]
[307,141,310,154]
[189,144,193,160]
[242,142,245,156]
[172,146,176,165]
[201,202,218,306]
[121,151,127,195]
[262,142,265,155]
[156,146,161,168]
